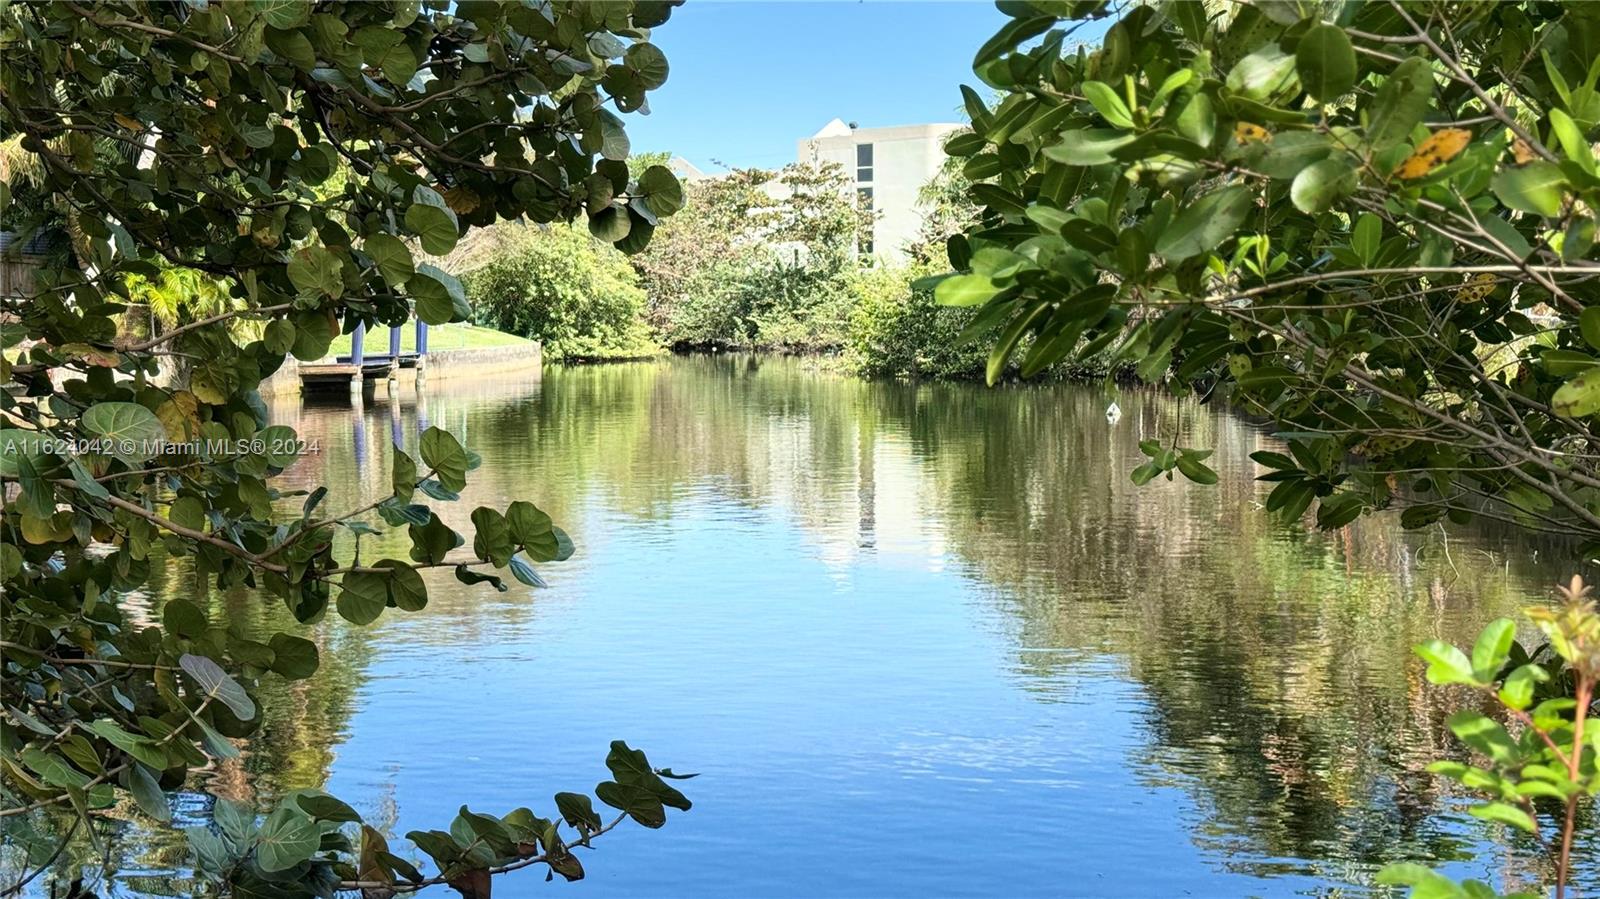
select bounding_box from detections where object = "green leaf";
[1176,94,1215,147]
[338,571,389,625]
[1295,24,1356,101]
[508,554,547,588]
[163,598,208,639]
[1175,455,1218,485]
[1255,132,1334,179]
[1469,618,1516,681]
[1498,663,1548,711]
[410,264,468,325]
[1290,157,1357,213]
[294,791,361,823]
[124,764,171,823]
[1024,204,1072,233]
[973,15,1053,68]
[1477,213,1534,260]
[505,500,554,547]
[82,402,166,463]
[594,781,667,829]
[179,654,256,720]
[1553,366,1600,417]
[1081,81,1134,128]
[934,274,1002,307]
[554,792,603,832]
[470,507,514,567]
[365,233,414,287]
[82,720,169,771]
[263,319,296,355]
[379,41,419,86]
[0,429,44,477]
[1368,56,1435,151]
[1154,185,1253,262]
[259,0,310,29]
[168,495,206,531]
[419,427,468,491]
[1414,639,1479,685]
[405,198,459,256]
[392,447,418,502]
[597,109,631,161]
[1351,213,1382,266]
[638,165,683,217]
[256,804,321,872]
[1042,129,1137,166]
[589,205,632,243]
[286,245,343,298]
[267,633,319,679]
[291,310,334,361]
[409,514,461,565]
[1225,46,1298,101]
[1376,863,1463,894]
[375,559,428,611]
[1447,710,1521,766]
[1468,801,1537,833]
[625,41,669,89]
[1549,108,1595,173]
[1581,307,1600,351]
[1491,161,1567,217]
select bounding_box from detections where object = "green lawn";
[327,322,532,357]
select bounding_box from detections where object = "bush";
[632,164,866,352]
[846,263,1133,382]
[465,223,659,362]
[846,262,987,379]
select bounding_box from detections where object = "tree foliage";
[465,222,658,361]
[0,1,690,894]
[942,0,1600,541]
[1383,576,1598,899]
[631,163,869,351]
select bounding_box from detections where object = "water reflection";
[14,355,1596,897]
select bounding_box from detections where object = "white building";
[797,118,963,263]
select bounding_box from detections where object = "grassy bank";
[327,322,531,357]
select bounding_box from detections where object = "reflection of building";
[797,119,962,263]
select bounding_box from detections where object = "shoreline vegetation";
[449,152,1135,383]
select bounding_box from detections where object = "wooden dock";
[298,321,432,392]
[299,359,399,391]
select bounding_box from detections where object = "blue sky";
[624,1,1012,172]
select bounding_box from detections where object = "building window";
[856,143,873,183]
[858,187,874,258]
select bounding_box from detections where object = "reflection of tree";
[855,377,1585,883]
[65,355,1591,894]
[369,356,1588,883]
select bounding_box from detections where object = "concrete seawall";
[259,342,542,398]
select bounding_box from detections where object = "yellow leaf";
[1397,128,1472,179]
[59,343,120,367]
[1511,137,1538,165]
[156,390,200,440]
[189,371,227,406]
[1455,272,1497,303]
[1233,122,1271,145]
[113,114,144,132]
[441,185,480,214]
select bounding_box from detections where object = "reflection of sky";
[56,359,1595,897]
[300,361,1582,897]
[325,499,1312,897]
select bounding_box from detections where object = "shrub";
[632,164,866,351]
[465,224,659,362]
[846,262,986,379]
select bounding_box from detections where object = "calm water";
[14,355,1599,897]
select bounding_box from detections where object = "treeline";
[460,153,1114,380]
